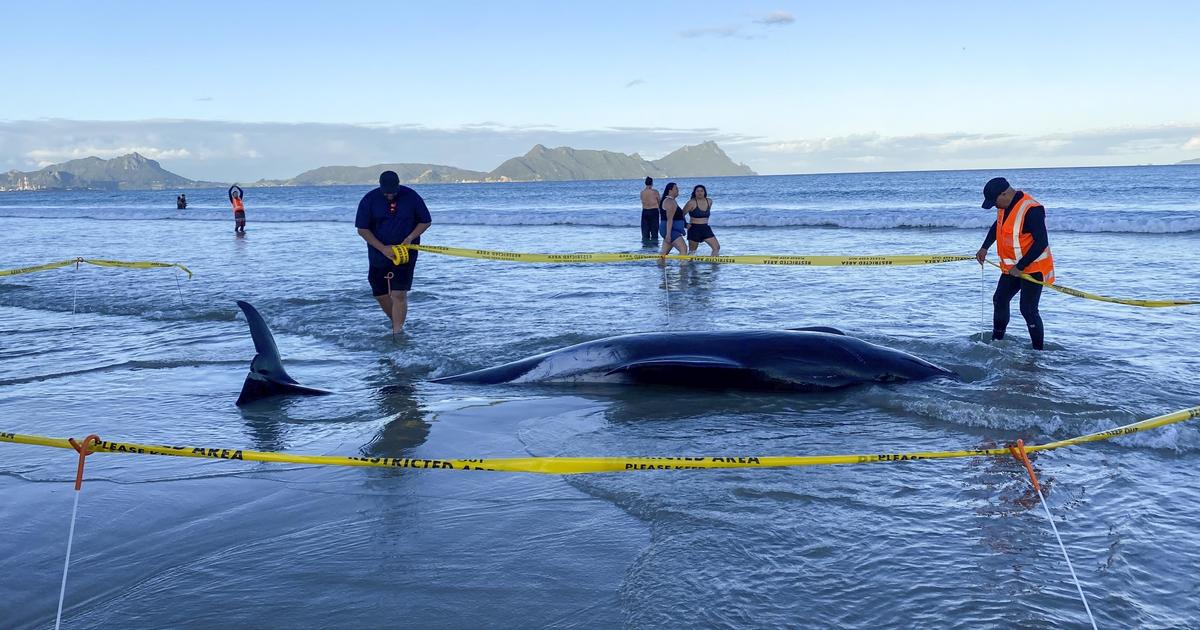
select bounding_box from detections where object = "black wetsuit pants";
[641,209,659,240]
[992,272,1044,350]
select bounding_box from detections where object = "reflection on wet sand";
[362,383,431,457]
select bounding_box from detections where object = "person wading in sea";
[658,182,688,258]
[975,177,1055,350]
[229,185,246,233]
[640,176,660,243]
[355,170,432,335]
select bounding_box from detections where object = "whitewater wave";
[0,206,1198,234]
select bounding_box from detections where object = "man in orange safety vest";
[974,177,1054,350]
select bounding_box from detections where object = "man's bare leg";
[388,291,409,332]
[375,295,393,323]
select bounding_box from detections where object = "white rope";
[55,490,82,630]
[70,261,80,316]
[1032,482,1098,629]
[663,261,671,329]
[173,267,186,309]
[981,263,988,342]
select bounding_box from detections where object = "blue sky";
[2,1,1198,180]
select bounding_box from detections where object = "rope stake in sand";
[0,258,193,279]
[1009,440,1098,629]
[55,435,99,630]
[2,406,1197,475]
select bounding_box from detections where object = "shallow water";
[1,166,1199,628]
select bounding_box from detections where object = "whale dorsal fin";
[238,300,296,383]
[236,301,332,405]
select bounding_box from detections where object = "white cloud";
[744,124,1200,172]
[679,24,742,39]
[682,11,795,39]
[27,146,192,166]
[624,79,645,88]
[757,11,795,26]
[229,133,261,159]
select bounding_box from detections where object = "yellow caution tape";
[0,258,193,279]
[392,244,971,267]
[0,259,78,277]
[984,260,1197,308]
[2,406,1196,474]
[389,245,1197,308]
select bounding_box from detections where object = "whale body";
[432,328,954,391]
[233,301,954,404]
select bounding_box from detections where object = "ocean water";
[0,165,1198,628]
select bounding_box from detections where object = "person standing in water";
[176,193,187,209]
[229,185,246,233]
[974,177,1054,350]
[355,170,432,335]
[658,182,688,257]
[640,176,660,242]
[682,184,720,256]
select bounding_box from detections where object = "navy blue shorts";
[660,219,686,242]
[368,250,419,296]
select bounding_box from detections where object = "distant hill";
[489,145,662,182]
[260,141,757,187]
[1179,158,1200,165]
[269,163,487,187]
[0,153,219,191]
[651,142,756,178]
[488,141,755,182]
[1,142,758,191]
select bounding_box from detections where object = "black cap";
[981,177,1009,209]
[379,170,401,195]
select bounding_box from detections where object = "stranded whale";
[431,329,954,390]
[234,301,953,404]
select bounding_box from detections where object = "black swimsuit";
[687,199,715,242]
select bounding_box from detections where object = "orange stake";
[57,434,100,629]
[68,434,100,491]
[1008,438,1041,493]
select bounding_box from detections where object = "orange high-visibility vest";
[996,192,1054,283]
[231,197,245,213]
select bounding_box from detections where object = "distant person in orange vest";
[229,184,246,233]
[974,177,1054,350]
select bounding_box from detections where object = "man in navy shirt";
[355,171,432,334]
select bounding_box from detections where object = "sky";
[1,0,1198,180]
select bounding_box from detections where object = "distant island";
[0,141,756,191]
[256,141,755,186]
[1179,158,1200,165]
[0,153,221,191]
